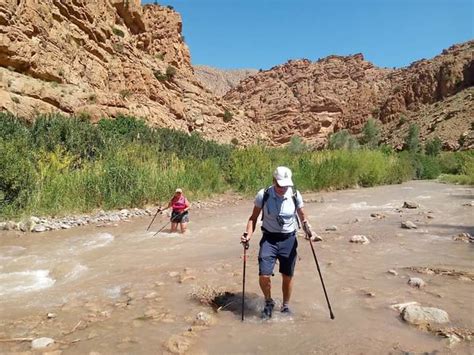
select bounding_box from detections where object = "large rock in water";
[401,305,449,327]
[31,337,55,349]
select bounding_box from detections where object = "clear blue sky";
[143,0,473,70]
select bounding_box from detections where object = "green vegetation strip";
[0,112,472,219]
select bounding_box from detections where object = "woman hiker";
[240,166,319,318]
[166,188,190,233]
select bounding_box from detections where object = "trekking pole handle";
[241,232,249,249]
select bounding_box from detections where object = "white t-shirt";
[255,186,304,233]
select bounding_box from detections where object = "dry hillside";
[0,0,256,144]
[225,41,474,149]
[0,1,472,149]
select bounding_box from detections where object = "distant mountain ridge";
[193,65,258,96]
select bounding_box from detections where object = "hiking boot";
[261,299,275,319]
[280,304,293,315]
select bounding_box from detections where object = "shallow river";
[0,181,473,354]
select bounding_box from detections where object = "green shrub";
[119,89,132,99]
[98,115,153,144]
[0,112,31,141]
[31,114,105,161]
[87,94,97,103]
[0,139,37,215]
[153,67,176,82]
[223,110,233,123]
[328,130,359,150]
[425,137,442,156]
[112,27,125,37]
[2,113,471,220]
[112,43,124,53]
[398,115,407,127]
[166,66,177,79]
[287,136,309,154]
[153,70,168,82]
[227,145,274,192]
[404,124,420,152]
[438,152,474,184]
[379,144,395,155]
[401,152,441,179]
[359,118,380,149]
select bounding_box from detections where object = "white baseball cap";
[273,166,293,187]
[175,188,183,193]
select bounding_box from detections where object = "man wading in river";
[241,166,319,318]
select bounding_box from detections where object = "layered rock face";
[0,0,256,144]
[1,1,472,149]
[225,41,473,148]
[194,65,258,96]
[225,54,391,146]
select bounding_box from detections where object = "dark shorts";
[258,230,298,277]
[171,211,189,223]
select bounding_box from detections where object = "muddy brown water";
[0,181,473,354]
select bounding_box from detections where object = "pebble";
[31,337,55,349]
[350,235,370,244]
[408,277,426,288]
[401,221,417,229]
[403,201,419,209]
[1,201,211,234]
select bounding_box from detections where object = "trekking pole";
[152,220,171,236]
[241,236,249,322]
[308,239,335,320]
[152,212,180,237]
[146,206,163,231]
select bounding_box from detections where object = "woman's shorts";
[171,211,189,223]
[258,230,297,277]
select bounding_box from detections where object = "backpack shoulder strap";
[260,188,270,221]
[292,187,301,229]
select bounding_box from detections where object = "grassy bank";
[1,113,472,219]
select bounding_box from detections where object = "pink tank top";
[172,196,187,212]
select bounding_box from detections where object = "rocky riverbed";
[0,181,472,354]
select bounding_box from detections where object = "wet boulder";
[403,201,419,209]
[32,224,47,232]
[402,305,449,327]
[31,337,55,349]
[408,277,426,288]
[350,235,370,244]
[193,311,214,326]
[452,233,473,243]
[164,334,193,354]
[401,221,417,229]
